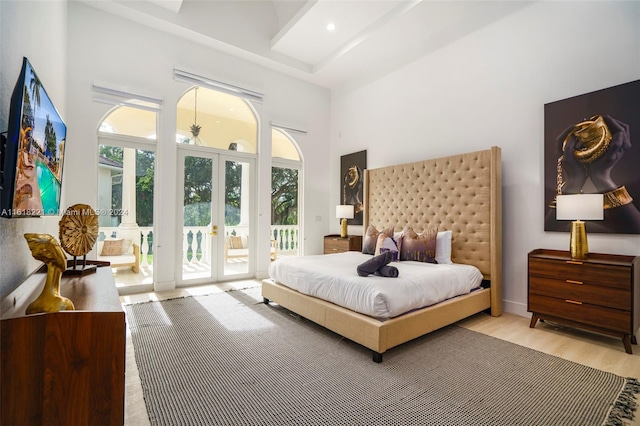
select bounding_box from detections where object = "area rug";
[126,288,639,426]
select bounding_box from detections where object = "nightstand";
[528,248,639,354]
[324,235,362,254]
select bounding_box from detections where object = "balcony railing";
[98,224,299,268]
[271,225,299,253]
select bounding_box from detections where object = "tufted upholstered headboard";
[363,147,502,313]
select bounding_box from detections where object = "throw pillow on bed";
[400,227,438,263]
[374,233,399,261]
[435,230,453,264]
[362,224,394,255]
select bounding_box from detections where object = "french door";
[177,148,255,285]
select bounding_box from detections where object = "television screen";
[1,57,67,217]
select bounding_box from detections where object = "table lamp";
[336,205,354,238]
[556,194,603,259]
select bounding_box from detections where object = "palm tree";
[44,115,57,158]
[29,69,42,114]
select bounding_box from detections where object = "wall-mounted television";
[1,57,67,218]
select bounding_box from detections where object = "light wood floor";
[121,281,640,426]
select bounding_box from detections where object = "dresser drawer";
[529,257,630,290]
[529,294,630,333]
[324,235,362,254]
[324,238,349,253]
[529,276,630,311]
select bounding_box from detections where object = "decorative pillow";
[100,239,123,256]
[121,239,133,255]
[374,233,399,261]
[394,231,404,257]
[362,225,394,255]
[400,227,438,263]
[435,230,453,264]
[230,236,244,249]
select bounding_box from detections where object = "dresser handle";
[566,260,583,265]
[565,280,583,285]
[565,299,583,305]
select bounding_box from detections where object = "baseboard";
[154,280,176,292]
[502,299,529,318]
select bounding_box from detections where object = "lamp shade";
[336,204,354,219]
[556,194,603,221]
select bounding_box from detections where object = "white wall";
[0,1,68,298]
[330,1,640,316]
[66,3,330,289]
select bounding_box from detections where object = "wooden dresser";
[528,248,639,354]
[324,234,363,254]
[1,266,125,425]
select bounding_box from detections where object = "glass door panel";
[222,158,252,277]
[180,152,218,283]
[97,144,155,293]
[271,166,300,257]
[178,151,254,284]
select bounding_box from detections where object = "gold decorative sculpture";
[563,115,612,164]
[59,203,99,275]
[59,204,99,256]
[24,233,75,315]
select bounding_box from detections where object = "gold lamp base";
[569,220,588,259]
[340,218,348,238]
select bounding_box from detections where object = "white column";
[118,147,140,245]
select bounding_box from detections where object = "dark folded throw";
[357,251,394,277]
[375,265,399,278]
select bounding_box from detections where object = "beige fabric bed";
[262,146,502,362]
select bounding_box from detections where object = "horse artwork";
[340,150,367,226]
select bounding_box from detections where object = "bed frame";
[262,146,502,362]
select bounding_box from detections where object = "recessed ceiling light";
[326,22,336,31]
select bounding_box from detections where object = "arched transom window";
[272,128,300,161]
[99,106,157,139]
[176,87,257,153]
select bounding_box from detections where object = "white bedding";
[268,252,483,319]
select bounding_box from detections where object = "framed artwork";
[544,80,640,234]
[340,150,367,225]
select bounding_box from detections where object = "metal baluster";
[187,230,194,262]
[196,231,203,262]
[146,230,153,266]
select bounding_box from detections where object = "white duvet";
[268,252,483,319]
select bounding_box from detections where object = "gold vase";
[569,220,588,259]
[340,218,348,238]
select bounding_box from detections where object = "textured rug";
[126,287,639,426]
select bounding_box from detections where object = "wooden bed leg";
[263,297,270,305]
[372,352,383,363]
